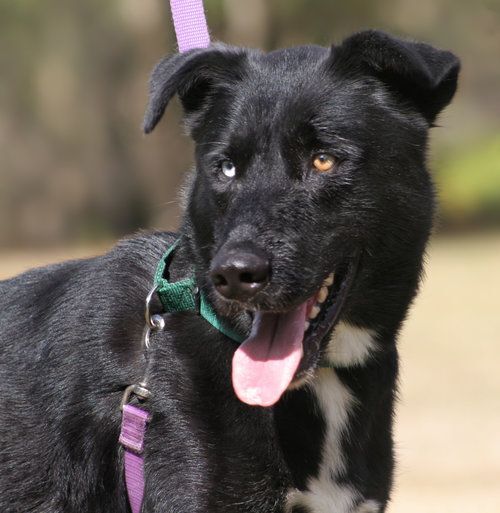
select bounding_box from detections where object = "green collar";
[154,240,245,343]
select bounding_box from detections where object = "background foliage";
[1,0,499,246]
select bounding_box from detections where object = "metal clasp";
[142,285,166,350]
[121,383,152,410]
[193,286,201,315]
[121,284,166,410]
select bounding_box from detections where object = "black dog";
[0,30,459,512]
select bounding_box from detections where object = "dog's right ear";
[143,45,248,134]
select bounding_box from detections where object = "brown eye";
[312,153,336,173]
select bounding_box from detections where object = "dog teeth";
[304,275,334,329]
[323,273,334,287]
[317,286,329,304]
[309,305,321,319]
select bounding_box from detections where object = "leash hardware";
[193,286,201,315]
[143,284,166,350]
[121,284,165,409]
[121,383,152,410]
[142,314,165,350]
[144,285,166,330]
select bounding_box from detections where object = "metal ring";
[120,383,152,409]
[144,284,159,328]
[150,314,165,331]
[142,324,151,350]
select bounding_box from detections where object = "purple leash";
[119,4,210,512]
[170,0,211,52]
[119,405,151,513]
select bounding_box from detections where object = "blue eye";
[221,160,236,178]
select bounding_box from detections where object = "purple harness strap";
[170,0,211,52]
[120,404,151,513]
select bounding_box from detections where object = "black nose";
[210,247,270,300]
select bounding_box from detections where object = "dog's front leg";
[276,329,396,513]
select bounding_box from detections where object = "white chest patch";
[285,368,380,513]
[325,322,377,368]
[286,369,356,513]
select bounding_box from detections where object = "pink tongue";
[232,302,307,407]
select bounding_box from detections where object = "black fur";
[0,31,459,512]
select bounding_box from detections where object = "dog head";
[144,30,459,406]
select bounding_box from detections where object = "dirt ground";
[1,233,499,512]
[390,233,500,513]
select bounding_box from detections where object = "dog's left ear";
[143,44,248,134]
[330,30,460,123]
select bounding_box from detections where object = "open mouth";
[231,255,359,407]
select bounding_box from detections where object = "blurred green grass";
[437,135,500,227]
